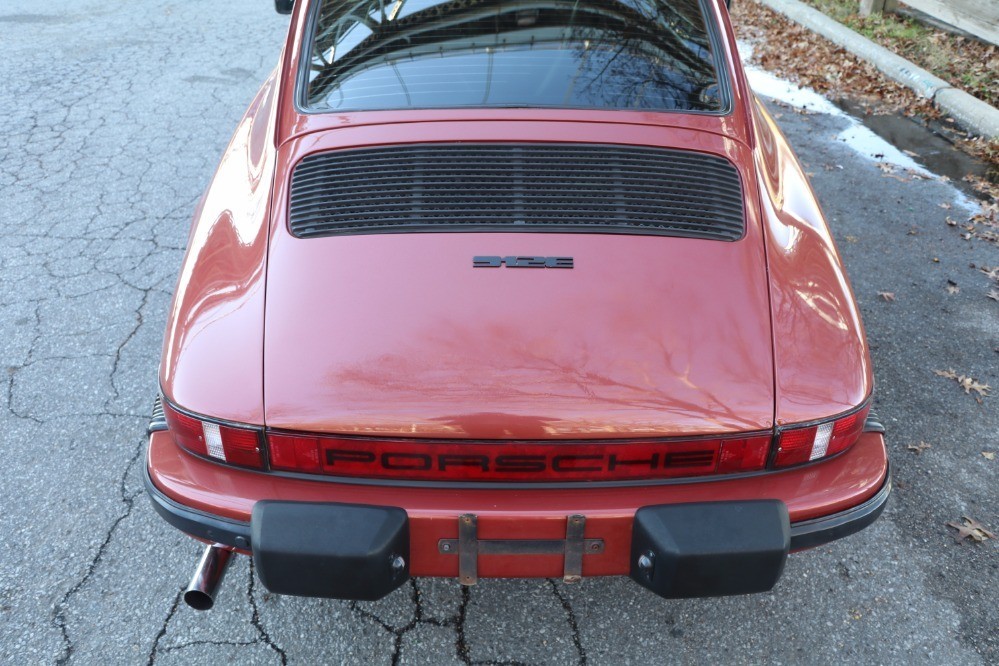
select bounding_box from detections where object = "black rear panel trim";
[288,143,745,241]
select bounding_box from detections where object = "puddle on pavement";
[836,98,994,197]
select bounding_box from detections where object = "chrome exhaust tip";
[184,544,234,611]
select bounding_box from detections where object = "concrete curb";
[755,0,999,139]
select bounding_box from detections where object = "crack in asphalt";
[546,580,587,665]
[106,287,151,410]
[159,639,261,654]
[342,578,589,666]
[248,560,289,665]
[145,562,290,665]
[51,437,146,666]
[145,591,183,666]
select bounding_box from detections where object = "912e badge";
[473,256,574,269]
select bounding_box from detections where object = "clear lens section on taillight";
[161,400,264,469]
[774,403,870,468]
[266,432,773,482]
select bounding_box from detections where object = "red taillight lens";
[267,433,773,482]
[268,434,322,473]
[774,404,870,468]
[717,437,771,473]
[827,406,868,456]
[162,401,207,457]
[162,400,264,469]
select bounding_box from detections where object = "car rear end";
[146,0,889,609]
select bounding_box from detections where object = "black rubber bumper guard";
[144,466,890,600]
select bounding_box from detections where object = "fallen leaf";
[989,289,999,302]
[903,149,920,158]
[946,517,996,543]
[946,217,958,227]
[946,280,959,295]
[878,291,896,302]
[877,162,893,173]
[907,441,931,454]
[939,203,952,210]
[981,266,999,281]
[982,451,996,460]
[934,369,992,397]
[933,257,940,263]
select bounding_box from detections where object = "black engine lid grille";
[288,143,745,241]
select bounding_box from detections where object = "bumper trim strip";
[145,467,253,550]
[789,471,891,550]
[145,461,890,556]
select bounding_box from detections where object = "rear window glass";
[302,0,727,113]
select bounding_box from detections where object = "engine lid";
[263,230,775,439]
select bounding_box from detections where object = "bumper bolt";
[638,552,654,571]
[392,556,406,571]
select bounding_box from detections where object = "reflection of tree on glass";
[304,0,725,112]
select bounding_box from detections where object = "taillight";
[266,432,773,482]
[774,403,870,468]
[162,400,264,469]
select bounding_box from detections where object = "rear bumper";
[143,463,890,556]
[145,430,890,598]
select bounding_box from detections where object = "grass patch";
[797,0,999,109]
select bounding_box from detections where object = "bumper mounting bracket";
[440,514,604,586]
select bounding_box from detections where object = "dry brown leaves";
[983,451,996,461]
[732,1,999,174]
[878,291,896,302]
[973,262,999,302]
[817,2,998,109]
[933,369,992,398]
[946,517,996,544]
[958,137,999,174]
[731,1,938,117]
[939,178,999,252]
[907,441,931,454]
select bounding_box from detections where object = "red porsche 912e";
[145,0,889,610]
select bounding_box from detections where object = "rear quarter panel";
[751,98,874,424]
[159,70,281,423]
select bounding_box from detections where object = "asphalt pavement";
[0,1,996,664]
